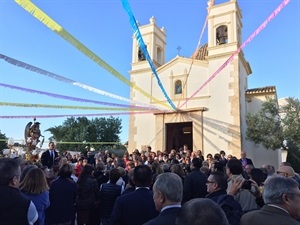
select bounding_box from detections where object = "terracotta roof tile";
[246,86,276,95]
[190,44,208,60]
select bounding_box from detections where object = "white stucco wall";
[128,0,279,170]
[201,57,237,155]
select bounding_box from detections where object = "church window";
[175,80,182,94]
[157,47,163,64]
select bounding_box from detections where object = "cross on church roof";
[176,45,182,56]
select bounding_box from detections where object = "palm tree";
[45,125,65,142]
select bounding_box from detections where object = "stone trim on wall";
[228,58,242,157]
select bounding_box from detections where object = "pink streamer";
[0,110,172,119]
[179,0,290,109]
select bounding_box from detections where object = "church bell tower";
[207,0,242,57]
[131,16,166,71]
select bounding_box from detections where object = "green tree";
[46,116,122,152]
[246,97,300,171]
[45,125,65,141]
[0,130,8,154]
[281,98,300,147]
[92,117,122,143]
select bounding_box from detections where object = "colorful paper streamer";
[0,54,159,109]
[0,139,123,144]
[198,0,214,49]
[179,0,290,109]
[14,0,172,110]
[0,102,148,111]
[121,0,177,111]
[0,82,157,110]
[0,110,172,119]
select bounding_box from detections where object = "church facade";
[128,0,281,167]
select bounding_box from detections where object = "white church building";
[127,0,282,168]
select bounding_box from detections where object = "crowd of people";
[1,141,300,225]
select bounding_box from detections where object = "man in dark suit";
[240,175,300,225]
[110,165,158,225]
[240,151,254,169]
[41,142,58,168]
[206,171,242,225]
[143,173,182,225]
[0,158,38,225]
[182,158,208,203]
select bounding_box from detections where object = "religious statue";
[24,118,44,152]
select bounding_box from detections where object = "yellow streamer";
[15,0,172,110]
[0,102,147,111]
[0,139,123,145]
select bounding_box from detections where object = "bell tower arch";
[131,16,166,71]
[207,0,242,57]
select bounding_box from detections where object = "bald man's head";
[277,166,295,178]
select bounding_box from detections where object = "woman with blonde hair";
[20,167,50,225]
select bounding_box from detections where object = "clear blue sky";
[0,0,299,146]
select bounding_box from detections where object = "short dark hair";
[220,150,226,155]
[226,158,243,175]
[250,168,266,186]
[212,162,224,172]
[171,159,180,165]
[78,157,84,162]
[210,171,228,190]
[214,153,221,161]
[133,165,152,187]
[191,158,202,168]
[0,158,20,186]
[206,153,213,158]
[109,168,121,183]
[115,159,126,168]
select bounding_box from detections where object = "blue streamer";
[121,0,177,111]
